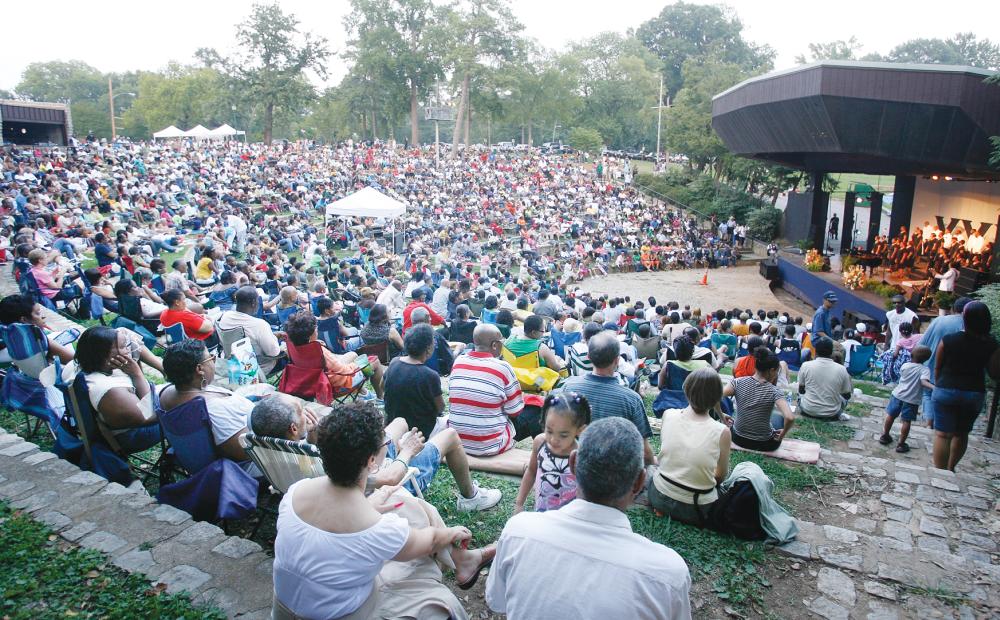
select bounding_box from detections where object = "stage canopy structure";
[711,60,1000,253]
[325,187,407,220]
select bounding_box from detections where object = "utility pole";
[108,78,116,141]
[650,75,671,167]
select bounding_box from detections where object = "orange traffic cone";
[700,271,708,286]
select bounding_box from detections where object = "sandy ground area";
[575,265,814,319]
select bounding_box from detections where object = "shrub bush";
[747,206,782,241]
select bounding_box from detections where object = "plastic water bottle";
[228,355,240,385]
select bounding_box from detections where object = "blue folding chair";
[847,344,877,378]
[276,305,299,327]
[549,328,582,360]
[0,323,58,438]
[150,275,166,295]
[155,397,259,522]
[317,316,345,354]
[57,368,162,485]
[481,308,499,325]
[164,322,187,345]
[18,270,57,310]
[777,348,802,372]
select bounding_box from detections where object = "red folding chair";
[280,341,366,405]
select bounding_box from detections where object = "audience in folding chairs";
[284,311,385,401]
[75,326,163,455]
[158,339,259,472]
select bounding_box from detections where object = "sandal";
[895,442,910,453]
[456,548,495,590]
[878,434,893,446]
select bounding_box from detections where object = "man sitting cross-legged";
[249,395,502,511]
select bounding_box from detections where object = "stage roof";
[711,61,1000,180]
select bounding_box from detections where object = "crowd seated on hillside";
[5,138,998,619]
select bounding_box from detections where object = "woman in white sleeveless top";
[647,367,731,527]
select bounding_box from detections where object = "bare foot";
[454,544,497,585]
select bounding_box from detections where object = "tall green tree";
[346,0,451,146]
[565,33,659,150]
[500,46,580,145]
[635,1,773,95]
[120,64,234,138]
[447,0,523,154]
[869,32,1000,69]
[202,3,330,144]
[795,37,863,64]
[662,57,746,176]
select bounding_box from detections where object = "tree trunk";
[521,125,525,144]
[464,101,471,144]
[527,120,532,146]
[410,84,419,147]
[450,73,469,156]
[263,102,274,145]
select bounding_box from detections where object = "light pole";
[551,123,561,143]
[107,78,135,140]
[649,75,671,165]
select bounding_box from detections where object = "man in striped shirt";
[449,324,525,456]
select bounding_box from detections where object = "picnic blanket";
[731,438,821,464]
[466,448,531,475]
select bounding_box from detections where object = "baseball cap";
[823,291,838,302]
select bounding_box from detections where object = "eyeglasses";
[199,354,216,365]
[380,435,391,450]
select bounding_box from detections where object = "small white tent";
[208,124,246,139]
[152,125,185,140]
[325,187,408,252]
[325,187,406,220]
[183,125,212,139]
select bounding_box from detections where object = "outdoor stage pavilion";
[712,60,1000,323]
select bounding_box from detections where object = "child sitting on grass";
[879,345,933,453]
[513,391,591,514]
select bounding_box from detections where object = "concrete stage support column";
[866,192,884,250]
[890,175,915,240]
[842,191,857,252]
[810,172,830,252]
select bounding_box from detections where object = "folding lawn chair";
[0,323,60,438]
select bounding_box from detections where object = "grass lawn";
[0,502,222,619]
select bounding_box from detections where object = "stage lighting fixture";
[856,197,863,203]
[944,176,953,181]
[931,175,939,180]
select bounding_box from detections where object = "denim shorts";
[932,387,984,434]
[386,442,440,495]
[921,391,935,423]
[886,395,919,422]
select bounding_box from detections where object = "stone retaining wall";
[0,427,273,619]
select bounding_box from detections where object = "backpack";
[710,480,767,541]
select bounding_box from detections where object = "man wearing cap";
[885,295,917,350]
[811,292,837,341]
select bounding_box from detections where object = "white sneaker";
[838,412,851,421]
[456,484,502,512]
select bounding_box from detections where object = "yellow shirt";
[195,256,214,281]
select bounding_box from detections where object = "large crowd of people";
[3,137,998,619]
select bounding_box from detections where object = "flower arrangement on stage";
[842,264,867,290]
[804,249,824,272]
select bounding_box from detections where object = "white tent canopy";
[208,124,246,137]
[152,125,185,139]
[325,187,406,219]
[184,125,211,138]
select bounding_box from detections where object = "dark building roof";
[1,100,69,125]
[711,61,1000,179]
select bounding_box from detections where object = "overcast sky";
[3,0,998,92]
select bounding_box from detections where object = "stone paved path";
[778,395,1000,619]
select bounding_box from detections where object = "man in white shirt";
[933,262,959,293]
[885,295,917,350]
[218,286,285,375]
[375,280,406,319]
[486,417,691,619]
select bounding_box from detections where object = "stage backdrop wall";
[912,178,1000,241]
